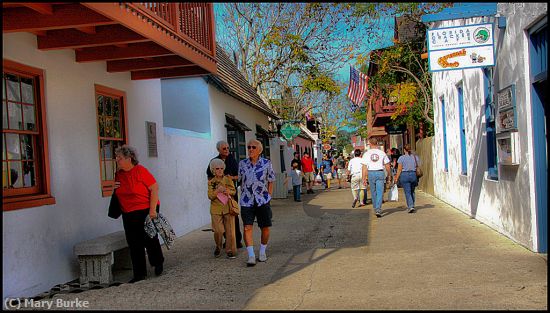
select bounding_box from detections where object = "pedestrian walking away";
[291,151,302,171]
[336,153,347,189]
[348,149,366,208]
[362,138,391,217]
[114,145,164,283]
[206,140,243,249]
[394,144,421,213]
[238,139,276,267]
[300,152,315,194]
[321,154,334,189]
[289,162,304,202]
[207,158,237,259]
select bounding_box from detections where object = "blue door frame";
[529,20,547,253]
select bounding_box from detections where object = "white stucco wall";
[2,32,280,298]
[429,3,547,251]
[2,32,164,298]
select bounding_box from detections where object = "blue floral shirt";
[238,157,276,207]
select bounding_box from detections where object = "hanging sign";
[427,23,495,72]
[280,123,301,141]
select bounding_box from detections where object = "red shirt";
[301,156,314,173]
[115,164,159,213]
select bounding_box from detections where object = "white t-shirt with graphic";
[362,148,390,171]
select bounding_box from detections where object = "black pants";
[122,207,164,279]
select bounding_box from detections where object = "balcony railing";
[131,3,215,57]
[372,96,397,116]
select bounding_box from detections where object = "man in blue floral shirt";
[238,139,276,267]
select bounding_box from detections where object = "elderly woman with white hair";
[238,139,276,267]
[207,158,237,259]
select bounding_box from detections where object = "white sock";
[260,244,267,255]
[247,246,255,257]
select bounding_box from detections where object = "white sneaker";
[246,255,256,267]
[258,252,268,262]
[408,207,416,213]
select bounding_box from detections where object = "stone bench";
[74,231,130,285]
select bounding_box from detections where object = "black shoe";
[128,277,145,283]
[309,189,314,194]
[352,199,357,208]
[154,264,163,276]
[295,199,302,202]
[237,242,244,249]
[375,212,382,218]
[214,247,221,258]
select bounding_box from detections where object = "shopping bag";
[388,184,398,202]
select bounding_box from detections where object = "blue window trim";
[483,68,498,180]
[441,97,449,172]
[457,83,467,175]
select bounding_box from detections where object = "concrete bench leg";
[78,253,113,285]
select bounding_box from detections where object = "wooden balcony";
[367,91,399,127]
[3,2,217,79]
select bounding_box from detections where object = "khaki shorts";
[323,172,333,180]
[303,171,315,183]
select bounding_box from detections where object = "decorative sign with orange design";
[427,23,495,72]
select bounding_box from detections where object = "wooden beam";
[37,25,148,50]
[3,4,116,33]
[22,3,53,15]
[76,26,96,34]
[82,3,217,75]
[31,30,48,37]
[75,42,173,62]
[131,66,210,80]
[107,56,193,72]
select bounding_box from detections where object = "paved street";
[53,185,547,310]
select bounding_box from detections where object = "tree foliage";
[216,3,452,136]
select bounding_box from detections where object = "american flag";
[347,66,368,106]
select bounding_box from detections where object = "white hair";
[209,158,226,173]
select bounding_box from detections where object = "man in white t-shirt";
[362,137,391,217]
[347,149,366,208]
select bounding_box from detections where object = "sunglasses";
[247,146,257,150]
[214,167,224,170]
[220,147,229,150]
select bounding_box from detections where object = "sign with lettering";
[496,84,517,133]
[146,121,158,157]
[427,23,495,72]
[497,84,515,110]
[280,123,301,141]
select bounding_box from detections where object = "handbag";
[144,212,176,250]
[414,154,423,179]
[108,193,122,219]
[228,198,240,216]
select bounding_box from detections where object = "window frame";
[457,82,467,175]
[94,84,128,197]
[441,96,449,172]
[3,59,55,211]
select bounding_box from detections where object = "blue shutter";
[457,84,467,175]
[441,97,449,172]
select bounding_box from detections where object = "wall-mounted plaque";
[496,84,517,133]
[146,121,158,157]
